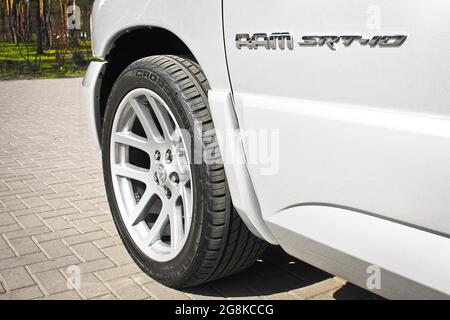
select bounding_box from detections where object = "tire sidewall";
[102,63,207,286]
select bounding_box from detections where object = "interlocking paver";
[34,269,70,295]
[0,266,35,291]
[44,216,72,231]
[38,207,79,219]
[63,230,110,246]
[144,281,192,300]
[38,290,81,300]
[78,258,115,274]
[74,273,109,299]
[70,200,98,212]
[0,198,27,212]
[106,277,149,300]
[0,224,21,234]
[25,181,53,192]
[8,237,40,255]
[28,255,80,274]
[13,206,53,217]
[0,248,15,260]
[70,217,102,233]
[0,252,47,270]
[21,196,47,209]
[311,291,337,300]
[46,199,72,210]
[98,220,118,236]
[19,190,55,199]
[94,236,123,249]
[0,213,15,226]
[0,79,380,300]
[4,226,50,240]
[5,181,28,191]
[0,237,7,250]
[39,239,72,259]
[91,215,112,224]
[71,242,105,262]
[131,273,154,286]
[95,263,142,282]
[290,278,344,299]
[90,293,116,300]
[15,214,44,228]
[102,245,132,266]
[65,210,106,222]
[0,285,43,300]
[264,292,299,300]
[0,189,29,199]
[33,228,79,242]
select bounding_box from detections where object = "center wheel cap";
[156,164,167,184]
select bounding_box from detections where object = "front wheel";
[102,55,267,287]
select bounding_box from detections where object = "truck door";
[223,0,450,236]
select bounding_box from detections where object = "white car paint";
[90,0,230,90]
[84,0,450,299]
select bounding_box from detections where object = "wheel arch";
[96,27,199,146]
[84,20,275,245]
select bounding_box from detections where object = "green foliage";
[0,41,93,79]
[0,0,95,79]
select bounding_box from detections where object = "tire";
[102,55,267,287]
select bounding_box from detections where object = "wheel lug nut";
[154,150,161,161]
[154,172,159,185]
[164,186,172,199]
[165,150,173,163]
[170,173,179,185]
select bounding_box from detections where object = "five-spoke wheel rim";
[110,88,193,262]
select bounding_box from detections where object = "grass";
[0,41,93,79]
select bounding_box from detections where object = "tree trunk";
[27,0,32,43]
[69,0,78,48]
[45,0,53,47]
[6,0,19,44]
[34,0,43,54]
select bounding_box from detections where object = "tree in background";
[3,0,19,43]
[0,0,94,77]
[34,0,43,53]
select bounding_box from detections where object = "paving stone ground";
[0,78,380,300]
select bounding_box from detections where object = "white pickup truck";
[83,0,450,299]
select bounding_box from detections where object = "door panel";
[224,0,450,235]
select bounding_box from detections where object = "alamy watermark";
[366,5,382,30]
[66,265,81,290]
[177,119,280,176]
[67,5,81,30]
[366,264,381,290]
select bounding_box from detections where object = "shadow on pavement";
[333,282,383,300]
[183,246,382,300]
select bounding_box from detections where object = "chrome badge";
[235,32,407,51]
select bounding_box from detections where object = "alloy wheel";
[110,88,193,262]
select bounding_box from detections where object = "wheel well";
[99,27,196,137]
